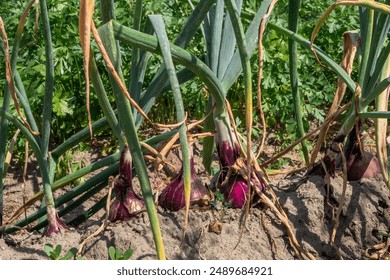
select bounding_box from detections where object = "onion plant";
[196,0,274,207]
[2,0,387,262]
[263,0,389,184]
[149,15,192,222]
[0,0,277,243]
[308,0,390,183]
[0,0,164,259]
[0,1,67,236]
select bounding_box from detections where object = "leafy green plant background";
[0,0,359,159]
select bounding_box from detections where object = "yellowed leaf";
[91,21,154,126]
[310,31,360,165]
[16,0,36,37]
[376,58,390,187]
[0,17,40,136]
[79,0,95,138]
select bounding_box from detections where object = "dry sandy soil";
[1,146,389,260]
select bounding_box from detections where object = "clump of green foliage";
[0,0,359,152]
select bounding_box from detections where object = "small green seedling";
[44,243,78,260]
[108,246,133,260]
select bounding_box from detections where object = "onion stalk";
[214,115,240,168]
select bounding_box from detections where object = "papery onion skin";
[120,144,132,184]
[109,145,145,222]
[109,178,144,222]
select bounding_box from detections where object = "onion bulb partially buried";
[109,178,144,222]
[159,158,210,211]
[347,152,381,181]
[109,144,144,222]
[219,169,266,209]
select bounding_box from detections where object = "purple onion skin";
[44,207,68,237]
[109,178,144,222]
[159,158,210,211]
[347,152,381,181]
[120,144,132,185]
[224,176,248,208]
[109,200,132,222]
[217,141,240,168]
[312,124,381,181]
[223,171,266,209]
[109,145,145,222]
[343,128,381,181]
[109,196,144,222]
[159,171,185,211]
